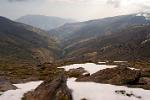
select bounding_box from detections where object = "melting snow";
[98,61,107,64]
[0,81,43,100]
[1,63,149,100]
[114,61,128,63]
[60,63,116,74]
[62,63,150,100]
[67,78,150,100]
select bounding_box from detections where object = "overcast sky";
[0,0,150,21]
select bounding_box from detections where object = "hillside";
[0,16,60,66]
[3,13,150,64]
[16,15,75,30]
[63,25,150,61]
[49,14,149,46]
[49,13,150,61]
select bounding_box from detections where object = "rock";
[0,79,17,92]
[67,67,90,78]
[141,68,150,77]
[142,68,150,72]
[77,66,141,85]
[139,77,150,85]
[115,90,142,99]
[82,72,90,76]
[115,90,126,95]
[23,74,72,100]
[136,77,150,89]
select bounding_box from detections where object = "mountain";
[50,13,150,44]
[0,16,60,66]
[16,15,75,30]
[49,13,150,61]
[63,25,150,61]
[1,13,150,66]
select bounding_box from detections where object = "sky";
[0,0,150,21]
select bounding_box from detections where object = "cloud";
[2,0,150,21]
[137,2,150,12]
[106,0,121,8]
[7,0,87,2]
[8,0,28,2]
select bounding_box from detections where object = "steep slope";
[63,25,150,61]
[16,15,75,30]
[0,16,60,66]
[49,13,150,47]
[49,13,150,61]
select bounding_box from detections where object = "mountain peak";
[16,15,75,30]
[136,12,150,20]
[0,16,12,21]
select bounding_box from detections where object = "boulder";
[77,66,141,85]
[136,77,150,89]
[139,77,150,85]
[0,79,17,92]
[67,67,90,78]
[23,74,72,100]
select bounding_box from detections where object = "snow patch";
[98,61,107,64]
[128,67,140,70]
[63,63,149,100]
[0,81,43,100]
[67,78,150,100]
[136,13,150,20]
[114,61,128,63]
[59,63,116,74]
[141,39,150,44]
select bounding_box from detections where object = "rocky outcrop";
[67,67,90,78]
[22,74,72,100]
[135,77,150,89]
[77,66,141,85]
[0,79,17,92]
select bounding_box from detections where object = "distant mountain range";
[0,13,150,67]
[16,15,75,30]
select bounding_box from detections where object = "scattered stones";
[115,90,142,99]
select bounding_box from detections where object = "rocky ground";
[0,63,63,93]
[0,60,150,100]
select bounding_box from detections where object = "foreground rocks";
[0,79,17,92]
[77,65,150,89]
[22,74,72,100]
[77,66,141,85]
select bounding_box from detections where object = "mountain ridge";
[49,14,150,61]
[16,15,75,30]
[0,16,61,66]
